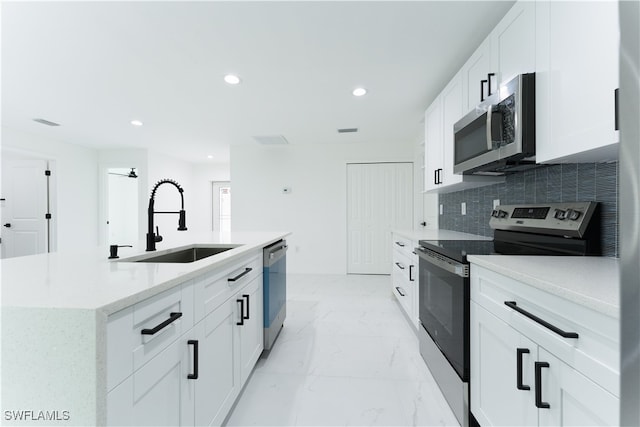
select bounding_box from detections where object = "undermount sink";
[125,245,239,263]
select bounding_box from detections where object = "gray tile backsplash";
[438,162,619,257]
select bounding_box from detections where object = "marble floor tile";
[225,274,459,427]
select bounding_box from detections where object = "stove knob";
[491,209,499,218]
[498,210,508,218]
[566,209,581,221]
[554,209,566,220]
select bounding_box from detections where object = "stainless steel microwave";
[453,73,536,175]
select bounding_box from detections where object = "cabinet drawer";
[470,264,619,397]
[194,252,262,323]
[392,235,417,260]
[107,281,194,390]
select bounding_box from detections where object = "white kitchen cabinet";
[107,331,196,426]
[391,233,418,330]
[461,38,492,112]
[424,72,503,194]
[471,301,537,427]
[235,273,264,385]
[107,249,265,427]
[490,1,536,87]
[194,299,238,427]
[535,0,619,163]
[424,97,443,193]
[470,264,619,427]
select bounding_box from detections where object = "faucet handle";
[155,226,163,243]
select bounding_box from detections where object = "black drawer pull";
[236,299,245,325]
[395,286,405,297]
[228,267,252,282]
[535,361,550,409]
[141,312,183,335]
[516,348,530,390]
[395,241,405,247]
[504,301,579,339]
[409,265,415,281]
[242,294,250,320]
[187,340,199,379]
[395,262,405,270]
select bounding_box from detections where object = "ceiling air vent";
[253,135,289,145]
[337,128,358,133]
[33,118,61,127]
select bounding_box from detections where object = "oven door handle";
[416,247,469,278]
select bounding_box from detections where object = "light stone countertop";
[468,255,620,318]
[392,229,492,242]
[1,231,290,315]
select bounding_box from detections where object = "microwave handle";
[486,104,494,150]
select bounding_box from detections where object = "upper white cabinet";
[424,72,504,193]
[490,1,536,87]
[461,38,492,112]
[535,1,619,163]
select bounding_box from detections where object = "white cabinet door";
[237,275,264,385]
[194,300,240,427]
[537,348,619,427]
[424,98,443,192]
[471,302,538,427]
[107,333,195,426]
[461,38,492,112]
[441,72,464,187]
[491,1,536,86]
[536,1,619,163]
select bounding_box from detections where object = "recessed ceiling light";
[224,74,241,85]
[207,155,214,159]
[130,120,143,126]
[352,87,367,97]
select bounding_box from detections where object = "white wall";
[231,141,414,274]
[1,127,99,252]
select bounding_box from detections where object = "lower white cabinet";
[470,264,619,427]
[107,251,265,427]
[391,233,419,330]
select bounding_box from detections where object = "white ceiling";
[2,1,514,164]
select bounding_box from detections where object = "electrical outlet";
[439,204,443,215]
[493,199,500,209]
[461,202,466,215]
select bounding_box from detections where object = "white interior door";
[347,163,413,274]
[1,158,49,258]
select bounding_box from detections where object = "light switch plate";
[461,202,466,215]
[493,199,500,209]
[439,204,443,215]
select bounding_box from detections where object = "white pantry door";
[347,163,413,274]
[0,158,49,259]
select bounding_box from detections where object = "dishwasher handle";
[264,240,288,266]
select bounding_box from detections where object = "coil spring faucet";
[146,179,187,251]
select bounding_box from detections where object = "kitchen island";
[1,231,290,426]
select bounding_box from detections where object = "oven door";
[416,247,469,381]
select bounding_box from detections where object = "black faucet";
[146,179,187,251]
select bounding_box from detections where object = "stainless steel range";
[415,201,600,427]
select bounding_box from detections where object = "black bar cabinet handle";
[395,241,405,247]
[535,361,550,409]
[395,262,405,270]
[615,88,619,131]
[433,169,438,185]
[481,79,488,102]
[228,267,252,282]
[437,168,443,184]
[187,340,199,379]
[242,294,250,320]
[409,265,415,281]
[516,348,530,390]
[141,312,182,335]
[504,301,579,339]
[236,299,245,325]
[395,286,405,297]
[487,73,495,96]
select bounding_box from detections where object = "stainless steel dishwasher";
[263,240,287,350]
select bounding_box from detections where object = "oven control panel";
[489,201,598,238]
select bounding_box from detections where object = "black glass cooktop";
[418,239,496,263]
